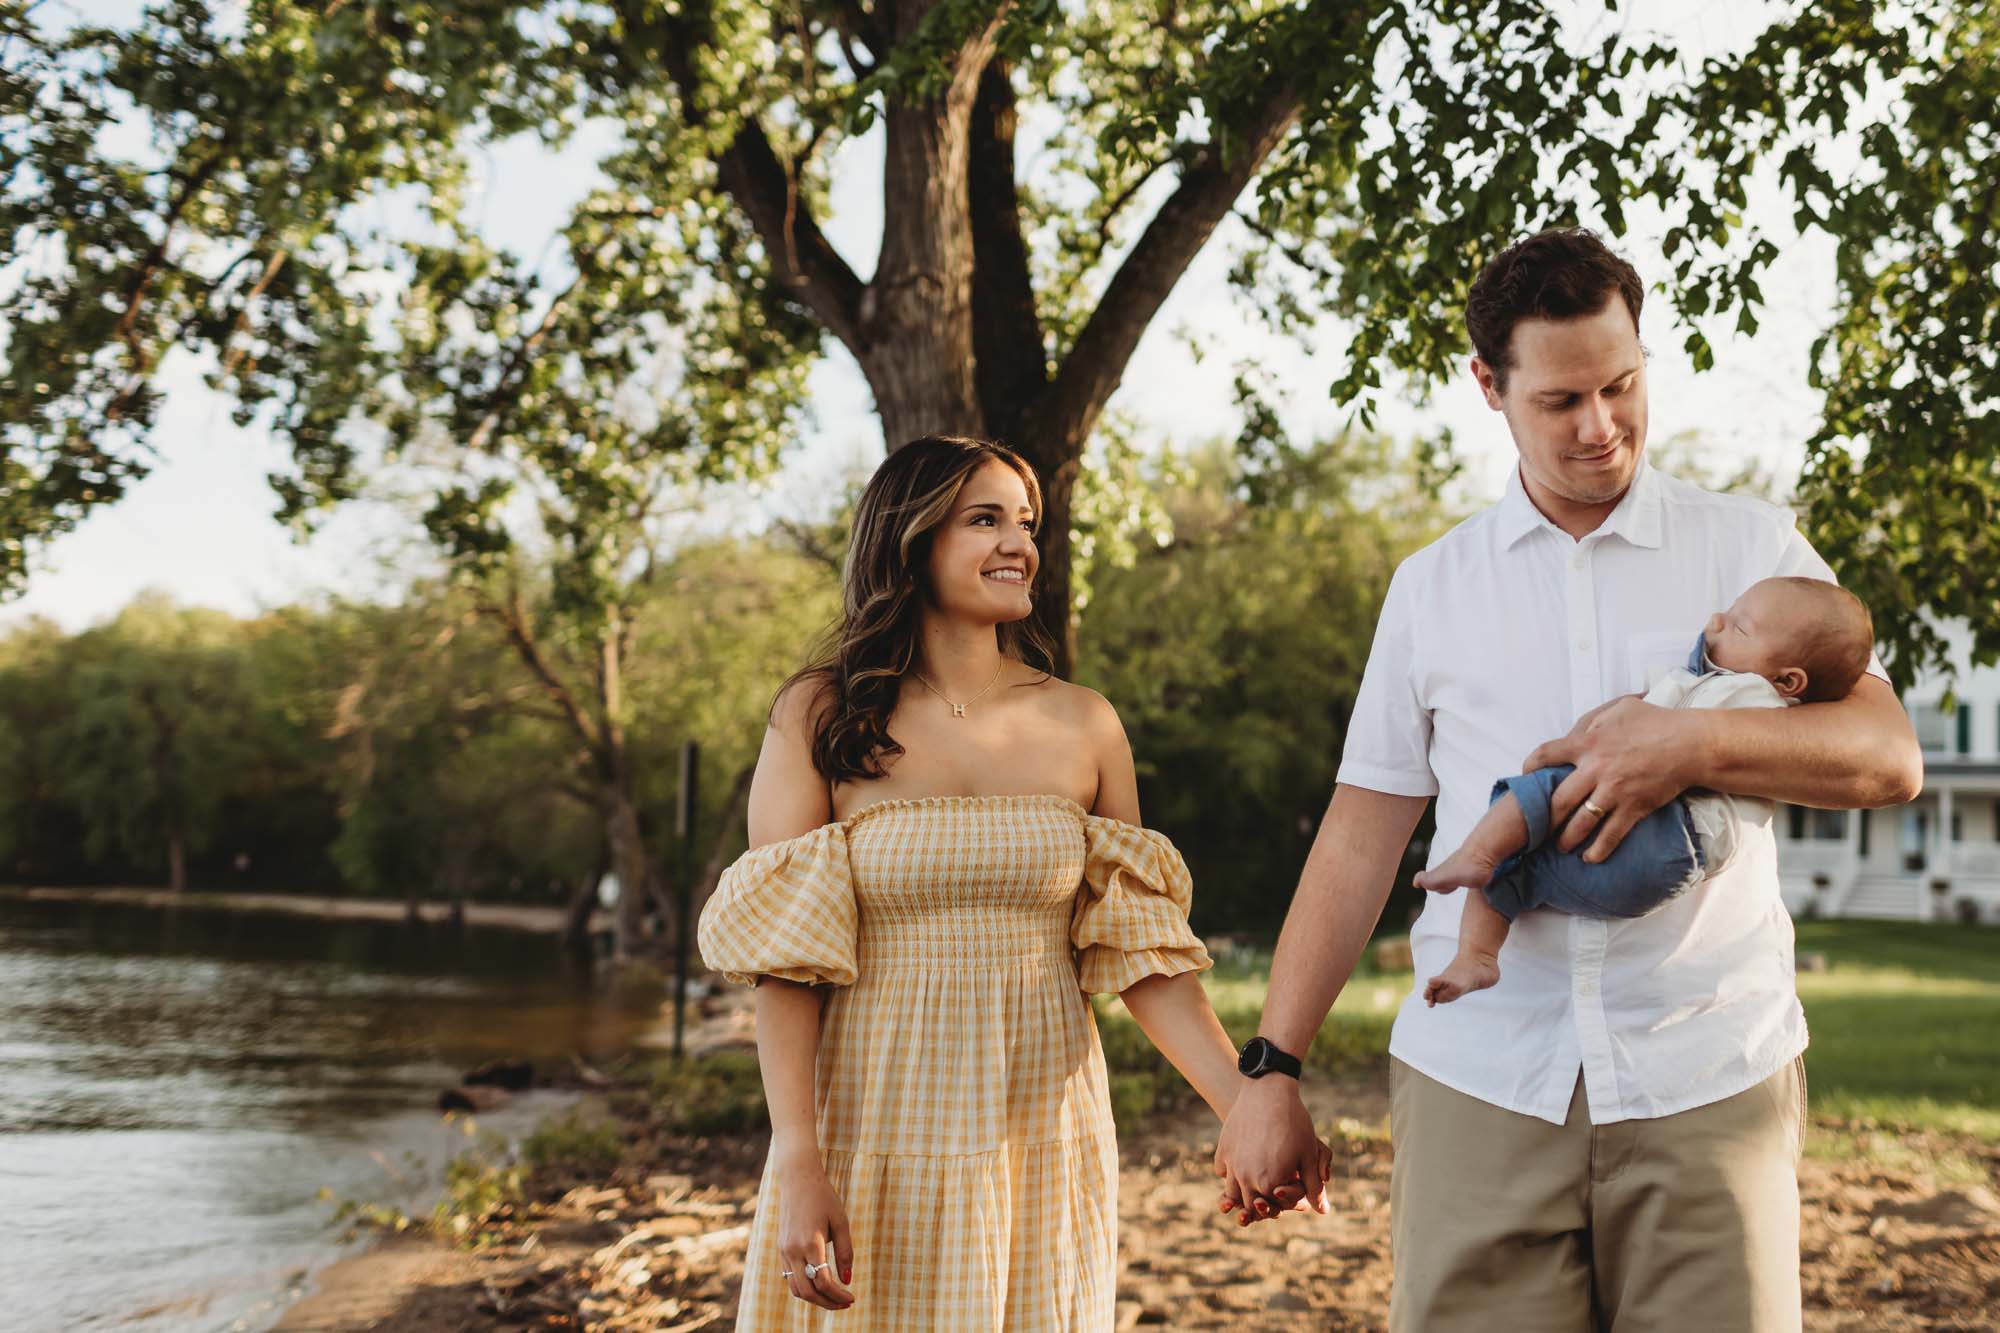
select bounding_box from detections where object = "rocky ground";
[274,1064,2000,1333]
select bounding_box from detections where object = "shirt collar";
[1687,633,1716,675]
[1497,459,1664,551]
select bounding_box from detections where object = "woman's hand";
[773,1147,856,1310]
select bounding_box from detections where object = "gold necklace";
[913,661,1005,718]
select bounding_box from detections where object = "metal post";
[674,741,699,1059]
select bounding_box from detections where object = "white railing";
[1776,843,1851,877]
[1950,845,2000,878]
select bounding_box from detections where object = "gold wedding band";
[1582,799,1607,817]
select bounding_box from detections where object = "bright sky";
[2,1,1834,633]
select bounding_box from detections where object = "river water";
[0,891,660,1332]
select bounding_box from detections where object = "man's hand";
[1214,1075,1328,1226]
[1522,694,1702,861]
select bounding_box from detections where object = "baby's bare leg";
[1424,891,1508,1006]
[1414,791,1531,895]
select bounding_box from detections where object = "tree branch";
[1027,88,1301,451]
[967,58,1046,439]
[481,584,602,753]
[636,2,868,354]
[809,0,886,64]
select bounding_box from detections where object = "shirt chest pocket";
[1627,631,1693,695]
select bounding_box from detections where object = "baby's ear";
[1771,666,1809,700]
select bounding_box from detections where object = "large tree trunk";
[166,829,186,894]
[857,21,1000,447]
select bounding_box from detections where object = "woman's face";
[924,459,1038,625]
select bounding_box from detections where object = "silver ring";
[1582,798,1607,817]
[804,1261,827,1279]
[781,1270,795,1278]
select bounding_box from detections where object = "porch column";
[1842,806,1863,894]
[1934,785,1955,921]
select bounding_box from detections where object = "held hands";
[1213,1076,1334,1227]
[1522,694,1697,862]
[773,1144,856,1310]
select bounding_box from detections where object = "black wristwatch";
[1237,1036,1303,1081]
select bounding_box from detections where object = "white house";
[1776,620,2000,921]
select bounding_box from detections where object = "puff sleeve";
[697,823,858,987]
[1071,816,1214,994]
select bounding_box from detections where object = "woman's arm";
[1117,972,1241,1118]
[745,683,854,1310]
[1085,691,1328,1218]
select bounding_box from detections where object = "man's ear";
[1771,666,1809,700]
[1470,355,1504,411]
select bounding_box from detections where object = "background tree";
[52,595,250,891]
[8,1,1993,682]
[1078,431,1458,927]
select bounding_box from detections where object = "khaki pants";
[1388,1057,1805,1332]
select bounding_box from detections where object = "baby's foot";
[1424,952,1501,1007]
[1415,845,1499,894]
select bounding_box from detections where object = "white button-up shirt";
[1338,461,1885,1125]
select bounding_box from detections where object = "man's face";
[1473,298,1648,517]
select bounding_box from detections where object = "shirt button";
[1571,553,1586,570]
[1578,639,1592,652]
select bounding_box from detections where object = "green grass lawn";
[1097,921,2000,1145]
[1792,920,2000,1141]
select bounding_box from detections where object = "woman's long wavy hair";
[783,435,1059,785]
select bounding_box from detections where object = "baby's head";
[1703,577,1873,702]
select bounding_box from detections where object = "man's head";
[1703,577,1874,703]
[1467,229,1649,526]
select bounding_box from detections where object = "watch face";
[1237,1039,1267,1076]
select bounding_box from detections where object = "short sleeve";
[1072,817,1213,995]
[697,824,857,987]
[1335,560,1439,796]
[1769,523,1890,685]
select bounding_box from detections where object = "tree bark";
[855,17,1003,446]
[166,830,186,894]
[563,848,608,950]
[603,783,651,961]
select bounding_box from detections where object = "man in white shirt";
[1213,229,1922,1331]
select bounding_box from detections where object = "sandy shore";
[269,987,2000,1331]
[2,884,610,934]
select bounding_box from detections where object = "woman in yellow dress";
[698,435,1328,1330]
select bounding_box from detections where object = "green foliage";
[0,528,835,895]
[521,1112,625,1178]
[7,1,1994,687]
[650,1048,768,1135]
[1636,1,2000,689]
[1076,432,1459,928]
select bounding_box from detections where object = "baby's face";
[1703,582,1804,681]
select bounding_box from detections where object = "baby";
[1418,576,1874,1006]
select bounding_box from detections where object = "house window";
[1958,704,1972,755]
[1912,704,1952,753]
[1809,809,1847,841]
[1860,808,1871,856]
[1787,807,1806,841]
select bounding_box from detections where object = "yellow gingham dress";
[697,793,1212,1331]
